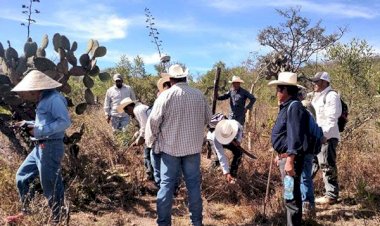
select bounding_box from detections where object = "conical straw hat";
[12,70,62,92]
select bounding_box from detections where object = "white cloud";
[101,50,160,65]
[205,0,379,19]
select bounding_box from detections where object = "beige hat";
[312,71,330,83]
[116,97,136,113]
[215,119,239,145]
[157,76,170,92]
[168,64,188,78]
[229,75,244,83]
[12,70,62,92]
[113,73,123,81]
[268,72,305,89]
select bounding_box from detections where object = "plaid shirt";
[149,82,212,157]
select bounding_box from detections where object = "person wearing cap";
[206,117,243,183]
[104,73,136,131]
[116,97,154,180]
[217,75,256,126]
[6,70,71,224]
[269,72,309,226]
[148,64,211,226]
[310,72,342,205]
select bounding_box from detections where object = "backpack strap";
[323,89,337,104]
[287,100,299,116]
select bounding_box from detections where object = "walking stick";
[263,149,275,217]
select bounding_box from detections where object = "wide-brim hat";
[11,70,62,92]
[228,75,244,83]
[168,64,188,78]
[215,119,239,145]
[116,97,137,113]
[157,76,170,92]
[268,72,305,89]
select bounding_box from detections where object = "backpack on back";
[323,90,348,132]
[287,101,324,154]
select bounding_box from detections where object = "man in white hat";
[148,64,211,226]
[116,97,155,181]
[269,72,309,226]
[311,72,342,205]
[104,73,136,131]
[206,117,243,183]
[6,70,71,224]
[217,75,256,126]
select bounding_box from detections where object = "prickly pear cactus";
[261,53,291,80]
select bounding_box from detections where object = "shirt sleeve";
[323,92,342,138]
[134,106,148,138]
[244,90,256,110]
[34,97,71,139]
[144,115,154,148]
[104,89,111,116]
[217,91,231,100]
[149,94,167,141]
[208,132,230,174]
[286,102,307,155]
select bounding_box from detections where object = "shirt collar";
[280,97,298,109]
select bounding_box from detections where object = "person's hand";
[226,173,236,184]
[321,136,327,144]
[132,131,139,140]
[13,120,26,128]
[106,116,111,124]
[274,155,280,166]
[284,155,295,176]
[133,136,145,146]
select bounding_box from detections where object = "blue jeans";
[16,140,65,222]
[150,151,162,186]
[110,116,129,131]
[157,153,202,226]
[301,153,315,208]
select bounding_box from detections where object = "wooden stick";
[263,149,275,217]
[211,67,221,114]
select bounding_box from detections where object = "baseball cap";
[113,73,123,81]
[312,72,330,83]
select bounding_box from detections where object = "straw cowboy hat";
[116,97,137,113]
[157,76,170,92]
[228,75,244,83]
[168,64,188,78]
[267,72,305,89]
[12,70,62,92]
[215,119,239,145]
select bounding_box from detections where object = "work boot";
[315,196,337,205]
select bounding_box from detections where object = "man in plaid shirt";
[148,64,211,226]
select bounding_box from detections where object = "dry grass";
[0,98,380,225]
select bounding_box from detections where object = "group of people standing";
[5,65,343,226]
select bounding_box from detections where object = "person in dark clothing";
[217,75,256,126]
[269,72,309,226]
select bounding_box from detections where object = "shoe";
[315,196,337,205]
[5,212,25,223]
[302,202,316,219]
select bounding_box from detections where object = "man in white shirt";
[311,72,342,205]
[117,97,153,180]
[104,74,136,131]
[207,118,243,183]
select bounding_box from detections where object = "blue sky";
[1,0,380,76]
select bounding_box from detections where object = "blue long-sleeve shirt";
[33,90,71,140]
[217,87,256,125]
[271,98,308,155]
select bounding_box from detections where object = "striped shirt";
[149,82,212,157]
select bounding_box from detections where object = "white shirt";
[311,86,342,140]
[206,123,243,174]
[148,82,212,157]
[133,103,149,138]
[104,84,136,117]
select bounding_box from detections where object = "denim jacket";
[32,90,71,140]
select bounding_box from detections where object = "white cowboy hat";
[228,75,244,83]
[11,70,62,92]
[267,72,305,89]
[215,119,239,145]
[168,64,188,78]
[116,97,137,113]
[157,76,170,92]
